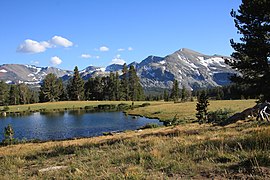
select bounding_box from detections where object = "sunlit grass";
[1,99,269,179]
[128,99,256,121]
[2,101,162,113]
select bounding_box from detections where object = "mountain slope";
[0,64,72,87]
[136,48,235,90]
[0,48,236,90]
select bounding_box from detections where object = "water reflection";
[0,111,162,141]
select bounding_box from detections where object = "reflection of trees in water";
[40,111,65,117]
[67,110,86,116]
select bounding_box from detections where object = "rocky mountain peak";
[0,48,236,90]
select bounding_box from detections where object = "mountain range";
[0,48,236,90]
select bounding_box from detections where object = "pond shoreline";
[0,109,162,144]
[0,102,151,118]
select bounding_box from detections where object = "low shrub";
[97,104,116,110]
[140,103,151,107]
[140,123,160,129]
[117,103,130,110]
[84,106,94,110]
[3,106,10,111]
[207,108,234,124]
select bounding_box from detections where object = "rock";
[38,166,68,173]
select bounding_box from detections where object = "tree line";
[39,64,144,103]
[0,82,39,106]
[0,73,257,107]
[0,64,145,106]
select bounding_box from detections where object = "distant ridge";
[0,48,236,90]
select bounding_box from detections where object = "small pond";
[0,111,162,141]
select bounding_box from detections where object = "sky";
[0,0,242,70]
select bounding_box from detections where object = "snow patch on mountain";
[0,69,7,73]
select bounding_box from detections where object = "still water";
[0,111,162,141]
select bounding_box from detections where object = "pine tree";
[67,66,85,101]
[226,0,270,101]
[128,65,144,101]
[84,77,94,100]
[9,85,19,105]
[170,79,179,101]
[94,76,103,100]
[115,72,121,101]
[18,83,31,104]
[120,63,130,101]
[40,73,63,102]
[58,79,67,101]
[181,86,188,102]
[163,90,169,101]
[3,124,15,145]
[0,81,9,106]
[108,72,116,100]
[196,90,209,124]
[30,90,39,104]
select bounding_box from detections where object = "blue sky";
[0,0,241,70]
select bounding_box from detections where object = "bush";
[165,114,183,126]
[207,108,234,124]
[84,106,94,110]
[117,103,130,110]
[97,104,116,110]
[140,123,160,129]
[140,103,151,107]
[3,106,9,112]
[1,124,18,146]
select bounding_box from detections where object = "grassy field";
[1,99,270,179]
[1,101,155,113]
[128,99,256,121]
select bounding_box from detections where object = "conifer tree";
[40,73,63,102]
[128,65,144,101]
[84,77,94,100]
[163,89,169,101]
[120,63,130,100]
[9,85,19,105]
[30,90,39,104]
[196,90,209,124]
[226,0,270,101]
[0,81,9,106]
[108,72,116,100]
[67,66,85,100]
[115,72,121,101]
[181,86,188,102]
[170,79,179,101]
[18,83,31,104]
[3,124,15,145]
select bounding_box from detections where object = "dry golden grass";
[2,101,166,113]
[128,99,256,121]
[1,99,269,179]
[1,119,269,179]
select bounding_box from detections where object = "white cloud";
[17,36,73,54]
[128,47,133,51]
[117,48,125,52]
[17,39,48,53]
[81,54,100,59]
[81,54,91,58]
[30,60,40,65]
[99,46,109,52]
[111,54,125,65]
[50,56,62,66]
[50,36,73,47]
